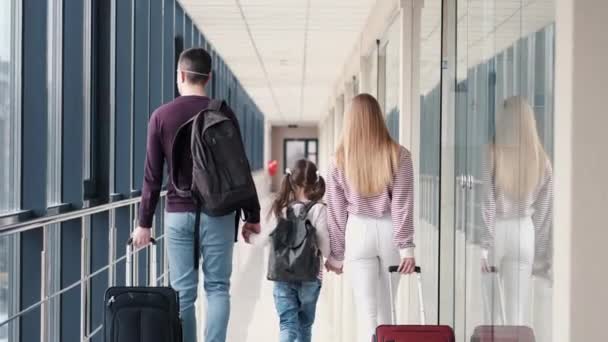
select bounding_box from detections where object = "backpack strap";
[299,201,322,220]
[171,117,197,198]
[208,99,224,112]
[193,200,202,270]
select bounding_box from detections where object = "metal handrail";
[0,191,170,342]
[0,234,167,329]
[0,191,168,237]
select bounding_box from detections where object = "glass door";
[284,139,318,170]
[451,1,556,341]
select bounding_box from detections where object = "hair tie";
[315,170,320,183]
[285,168,292,176]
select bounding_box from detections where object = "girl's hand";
[325,260,343,275]
[242,228,253,243]
[398,257,416,274]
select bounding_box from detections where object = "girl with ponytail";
[245,159,329,342]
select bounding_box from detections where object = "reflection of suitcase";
[471,326,535,342]
[373,266,455,342]
[104,238,182,342]
[472,267,536,342]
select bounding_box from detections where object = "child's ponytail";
[270,169,296,219]
[269,160,327,219]
[306,171,325,203]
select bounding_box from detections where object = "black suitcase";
[104,238,182,342]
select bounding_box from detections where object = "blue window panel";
[505,47,514,98]
[185,15,192,49]
[60,219,82,342]
[20,230,43,341]
[114,0,133,195]
[248,112,254,164]
[495,52,505,108]
[63,0,85,206]
[21,0,47,312]
[89,212,110,336]
[220,62,225,100]
[162,0,174,103]
[149,0,163,110]
[256,116,261,169]
[517,37,529,97]
[22,0,48,214]
[175,4,184,42]
[200,32,206,48]
[260,116,265,169]
[133,0,151,191]
[387,108,399,141]
[258,116,262,169]
[239,107,246,144]
[174,5,184,98]
[209,51,216,97]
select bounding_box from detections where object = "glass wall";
[0,1,19,338]
[0,0,19,215]
[0,1,266,341]
[417,0,443,324]
[383,19,400,141]
[452,1,555,341]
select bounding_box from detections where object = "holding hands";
[242,222,261,243]
[325,260,343,275]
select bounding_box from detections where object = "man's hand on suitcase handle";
[131,227,154,249]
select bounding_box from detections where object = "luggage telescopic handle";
[483,265,507,325]
[127,237,157,246]
[126,237,158,287]
[387,265,425,325]
[388,265,421,273]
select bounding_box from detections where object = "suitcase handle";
[387,265,425,325]
[126,237,158,287]
[482,265,507,325]
[388,265,421,273]
[126,237,157,246]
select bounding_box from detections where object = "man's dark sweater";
[138,95,261,228]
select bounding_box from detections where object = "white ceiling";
[180,0,378,124]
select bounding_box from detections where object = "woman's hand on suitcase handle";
[398,257,416,274]
[481,258,499,274]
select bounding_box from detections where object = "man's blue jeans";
[165,211,235,342]
[273,280,322,342]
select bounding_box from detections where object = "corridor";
[1,0,607,341]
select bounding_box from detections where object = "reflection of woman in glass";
[481,96,553,326]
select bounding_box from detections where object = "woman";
[325,93,416,342]
[480,96,553,326]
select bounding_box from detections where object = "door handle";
[458,175,466,188]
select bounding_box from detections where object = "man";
[131,47,261,342]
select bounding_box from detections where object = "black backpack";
[267,202,323,282]
[171,99,257,268]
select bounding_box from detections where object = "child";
[245,159,330,342]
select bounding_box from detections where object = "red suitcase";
[374,266,455,342]
[471,267,536,342]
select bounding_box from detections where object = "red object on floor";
[268,160,278,176]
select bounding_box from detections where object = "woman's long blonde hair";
[491,96,548,199]
[336,93,399,196]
